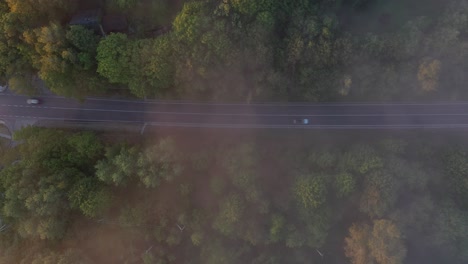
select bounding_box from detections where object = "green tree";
[431,200,468,262]
[26,248,93,264]
[129,35,175,98]
[200,240,240,264]
[269,214,285,243]
[5,0,76,25]
[293,175,327,209]
[334,172,356,198]
[96,139,182,188]
[65,25,100,70]
[213,193,245,237]
[1,127,106,240]
[341,144,384,175]
[21,23,107,97]
[7,72,36,95]
[96,33,132,84]
[68,177,111,218]
[285,225,305,248]
[95,144,139,186]
[136,138,183,188]
[444,149,468,208]
[360,170,398,218]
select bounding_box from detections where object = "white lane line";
[1,115,468,129]
[2,105,468,117]
[0,115,468,128]
[4,93,468,106]
[83,97,468,107]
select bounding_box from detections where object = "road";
[1,94,468,129]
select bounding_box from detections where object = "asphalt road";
[2,94,468,129]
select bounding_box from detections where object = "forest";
[0,0,468,263]
[0,127,467,263]
[0,0,467,101]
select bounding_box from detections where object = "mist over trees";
[0,128,467,263]
[0,0,467,263]
[0,0,467,101]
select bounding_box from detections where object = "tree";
[21,23,107,97]
[340,144,384,175]
[345,220,406,264]
[369,220,406,264]
[129,35,175,98]
[360,170,398,218]
[285,225,305,248]
[334,172,356,198]
[444,148,468,208]
[95,144,139,186]
[418,58,441,92]
[25,248,93,264]
[65,26,100,70]
[213,193,245,237]
[95,138,183,188]
[345,223,373,264]
[136,138,183,188]
[269,214,285,243]
[7,72,36,95]
[293,175,327,209]
[200,240,240,264]
[5,0,76,26]
[431,200,468,261]
[96,33,132,84]
[224,143,262,202]
[96,33,175,98]
[68,177,111,218]
[0,127,106,240]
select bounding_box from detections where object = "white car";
[27,98,40,105]
[293,118,309,125]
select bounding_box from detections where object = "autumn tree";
[345,220,406,264]
[417,58,441,92]
[345,223,373,264]
[369,220,407,264]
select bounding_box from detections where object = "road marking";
[1,114,468,129]
[2,104,468,117]
[82,97,468,107]
[4,93,468,106]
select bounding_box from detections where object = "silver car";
[27,98,40,105]
[293,118,309,125]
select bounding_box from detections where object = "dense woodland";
[0,127,467,263]
[1,0,468,263]
[0,0,467,101]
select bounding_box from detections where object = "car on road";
[27,98,40,105]
[293,118,309,125]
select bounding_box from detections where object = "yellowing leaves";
[418,58,441,92]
